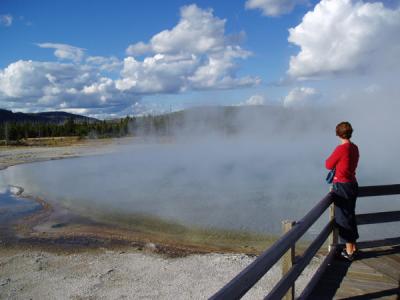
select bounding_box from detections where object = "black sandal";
[340,249,354,261]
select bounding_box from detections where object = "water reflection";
[0,185,41,224]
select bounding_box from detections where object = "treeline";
[0,117,131,141]
[0,106,243,142]
[0,114,181,141]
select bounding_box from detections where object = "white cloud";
[288,0,400,79]
[123,4,259,92]
[116,54,200,93]
[126,42,152,56]
[131,101,169,116]
[0,60,138,116]
[0,5,259,117]
[188,46,257,90]
[240,94,266,106]
[37,43,86,62]
[245,0,305,16]
[85,56,122,72]
[0,60,72,99]
[128,5,226,55]
[283,87,320,107]
[0,14,13,27]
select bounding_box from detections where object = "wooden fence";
[209,184,400,300]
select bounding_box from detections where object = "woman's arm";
[325,146,341,170]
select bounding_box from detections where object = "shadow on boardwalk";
[308,244,400,299]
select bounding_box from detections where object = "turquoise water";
[0,186,41,225]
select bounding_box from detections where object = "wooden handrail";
[356,211,400,225]
[209,193,335,300]
[358,184,400,197]
[210,184,400,300]
[265,220,334,300]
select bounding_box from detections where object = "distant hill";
[0,109,98,123]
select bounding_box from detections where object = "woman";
[326,121,359,261]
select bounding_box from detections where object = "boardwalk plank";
[345,271,392,283]
[361,257,400,282]
[384,253,400,265]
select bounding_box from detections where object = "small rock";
[51,223,67,228]
[144,243,157,251]
[0,278,11,286]
[98,269,114,279]
[9,185,23,195]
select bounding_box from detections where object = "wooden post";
[4,122,8,146]
[329,203,338,252]
[282,220,295,300]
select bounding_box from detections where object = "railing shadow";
[357,245,400,260]
[307,255,352,300]
[307,243,400,299]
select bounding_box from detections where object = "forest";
[0,113,181,142]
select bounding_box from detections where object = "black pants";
[332,182,359,243]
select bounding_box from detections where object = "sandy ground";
[0,139,323,299]
[0,138,123,170]
[0,247,322,300]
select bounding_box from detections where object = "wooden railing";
[210,184,400,300]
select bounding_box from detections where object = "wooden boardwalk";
[308,243,400,299]
[210,185,400,300]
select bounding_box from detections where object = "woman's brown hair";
[336,121,353,139]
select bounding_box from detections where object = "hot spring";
[1,138,399,243]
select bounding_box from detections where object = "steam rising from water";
[1,95,400,239]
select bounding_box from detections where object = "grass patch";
[68,206,277,254]
[0,136,85,147]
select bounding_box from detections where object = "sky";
[0,0,400,118]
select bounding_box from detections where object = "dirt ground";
[0,246,322,300]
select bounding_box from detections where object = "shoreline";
[3,182,280,257]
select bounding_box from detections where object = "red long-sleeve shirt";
[326,142,359,183]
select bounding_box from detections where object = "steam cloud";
[2,93,400,239]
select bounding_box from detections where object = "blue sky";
[0,0,307,67]
[1,0,400,117]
